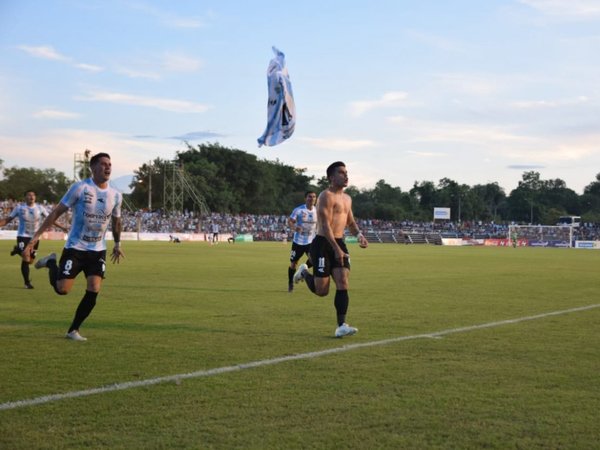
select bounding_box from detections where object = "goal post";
[508,225,573,248]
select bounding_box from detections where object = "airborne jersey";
[61,178,122,251]
[9,203,49,237]
[289,204,317,246]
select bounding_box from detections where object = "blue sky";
[1,0,599,195]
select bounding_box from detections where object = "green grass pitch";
[1,240,599,449]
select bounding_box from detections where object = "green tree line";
[2,146,600,224]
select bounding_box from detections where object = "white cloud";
[349,91,409,117]
[300,137,377,150]
[519,0,600,19]
[17,44,105,72]
[432,73,503,97]
[77,90,210,113]
[116,67,161,80]
[404,29,465,52]
[161,53,203,73]
[510,96,589,109]
[17,45,69,61]
[74,63,104,73]
[33,109,81,120]
[406,150,447,158]
[0,129,180,180]
[388,116,523,144]
[115,52,202,81]
[129,3,207,29]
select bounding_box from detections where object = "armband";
[356,232,364,240]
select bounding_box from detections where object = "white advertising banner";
[433,207,451,220]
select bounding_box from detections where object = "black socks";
[21,261,30,284]
[68,290,98,333]
[334,290,349,326]
[45,258,66,295]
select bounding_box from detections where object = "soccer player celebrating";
[287,191,317,292]
[0,190,67,289]
[24,153,125,341]
[293,162,368,337]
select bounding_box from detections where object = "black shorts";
[309,235,350,278]
[289,242,311,263]
[57,248,107,280]
[17,236,39,258]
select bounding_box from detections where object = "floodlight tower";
[73,149,92,181]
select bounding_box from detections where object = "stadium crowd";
[2,199,600,241]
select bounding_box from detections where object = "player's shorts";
[16,236,39,258]
[57,248,107,280]
[309,235,350,278]
[290,242,311,263]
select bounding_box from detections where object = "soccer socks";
[288,267,295,286]
[306,259,313,269]
[21,261,30,284]
[334,289,349,326]
[45,259,66,295]
[68,290,98,333]
[304,271,316,293]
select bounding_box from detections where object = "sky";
[1,0,599,195]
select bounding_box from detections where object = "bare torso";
[316,188,352,239]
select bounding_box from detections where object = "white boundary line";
[1,304,598,412]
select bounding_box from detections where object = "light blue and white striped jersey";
[61,178,122,251]
[9,203,49,237]
[289,204,317,245]
[257,47,296,147]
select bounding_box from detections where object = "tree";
[472,182,506,222]
[0,166,71,202]
[130,142,315,214]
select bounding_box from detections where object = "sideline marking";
[1,304,598,411]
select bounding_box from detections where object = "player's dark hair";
[304,190,316,197]
[24,190,35,195]
[90,152,111,167]
[326,161,345,179]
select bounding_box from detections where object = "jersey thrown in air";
[290,204,317,245]
[9,203,49,237]
[61,178,122,251]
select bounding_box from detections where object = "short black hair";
[305,190,316,197]
[24,190,35,195]
[90,152,111,167]
[326,161,345,179]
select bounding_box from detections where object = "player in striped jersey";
[287,191,317,292]
[24,153,125,341]
[0,190,67,289]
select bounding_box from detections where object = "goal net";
[508,225,573,248]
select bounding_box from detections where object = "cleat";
[34,253,56,269]
[24,282,34,289]
[66,330,87,341]
[335,323,358,338]
[293,263,308,284]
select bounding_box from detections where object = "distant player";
[24,153,125,341]
[293,162,368,337]
[287,191,317,292]
[0,190,67,289]
[511,229,518,248]
[211,222,220,244]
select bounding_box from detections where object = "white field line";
[1,304,598,412]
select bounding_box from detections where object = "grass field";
[0,240,599,449]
